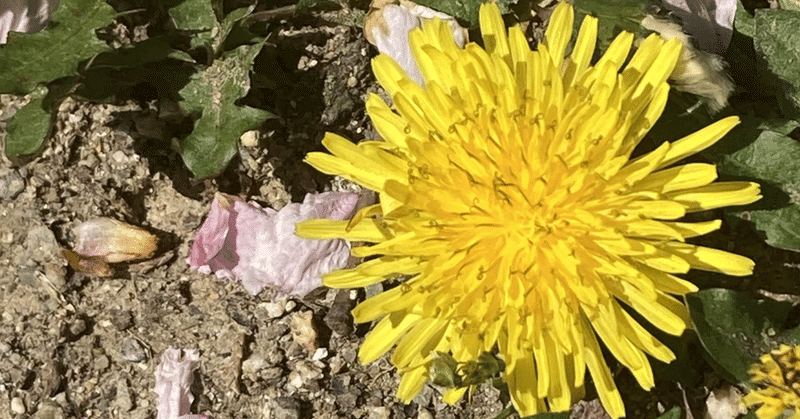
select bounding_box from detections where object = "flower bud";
[73,218,158,263]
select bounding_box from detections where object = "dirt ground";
[2,2,800,419]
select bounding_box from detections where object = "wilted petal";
[187,193,236,270]
[73,217,158,263]
[154,348,202,419]
[0,0,59,44]
[364,0,467,86]
[188,192,366,296]
[642,16,734,113]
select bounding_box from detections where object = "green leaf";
[88,35,194,69]
[704,119,800,252]
[734,0,754,37]
[573,0,648,48]
[686,289,794,383]
[178,43,272,179]
[169,0,218,49]
[0,0,116,94]
[72,35,195,102]
[655,407,682,419]
[754,9,800,113]
[412,0,516,28]
[214,6,256,53]
[5,86,51,162]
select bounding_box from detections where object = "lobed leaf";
[413,0,515,28]
[4,86,50,162]
[754,8,800,114]
[0,0,116,94]
[572,0,648,48]
[178,42,272,179]
[687,289,796,383]
[706,119,800,252]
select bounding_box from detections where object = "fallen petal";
[154,348,202,419]
[188,191,368,296]
[364,0,467,86]
[0,0,59,44]
[74,218,158,263]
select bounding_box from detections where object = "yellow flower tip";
[307,0,758,417]
[745,344,800,419]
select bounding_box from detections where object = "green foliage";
[572,0,648,48]
[687,289,800,383]
[0,0,116,94]
[705,119,800,251]
[735,0,755,37]
[169,0,219,49]
[178,43,272,179]
[5,86,50,162]
[655,407,682,419]
[753,9,800,115]
[1,0,273,179]
[413,0,516,28]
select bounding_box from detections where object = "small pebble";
[347,76,358,88]
[242,355,267,377]
[311,348,328,361]
[119,337,147,362]
[114,380,133,412]
[94,355,110,371]
[68,319,87,337]
[273,397,301,419]
[240,130,259,147]
[0,169,25,201]
[262,301,286,319]
[10,397,25,414]
[109,309,133,331]
[417,408,434,419]
[366,406,390,419]
[112,150,126,163]
[33,400,66,419]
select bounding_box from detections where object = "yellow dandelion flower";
[297,2,761,417]
[743,345,800,419]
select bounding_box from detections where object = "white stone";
[311,348,328,361]
[261,301,285,319]
[10,397,25,414]
[240,131,258,147]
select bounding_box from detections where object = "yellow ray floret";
[744,345,800,419]
[297,1,760,417]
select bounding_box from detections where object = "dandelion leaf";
[5,86,50,162]
[0,0,116,94]
[178,42,272,179]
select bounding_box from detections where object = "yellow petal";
[479,2,510,63]
[658,116,740,169]
[634,163,718,193]
[666,181,761,212]
[543,1,574,67]
[660,242,755,276]
[442,387,468,405]
[397,364,429,402]
[581,317,625,419]
[359,311,420,364]
[508,352,544,416]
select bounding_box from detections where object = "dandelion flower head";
[297,2,761,417]
[743,345,800,419]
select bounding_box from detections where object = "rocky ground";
[2,1,800,419]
